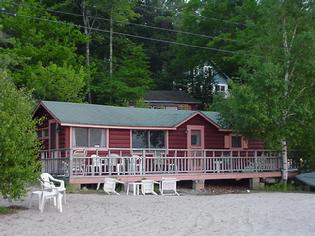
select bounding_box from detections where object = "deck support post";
[249,178,264,190]
[193,179,205,191]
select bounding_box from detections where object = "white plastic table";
[126,182,142,195]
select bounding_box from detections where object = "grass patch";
[265,181,309,192]
[0,206,12,215]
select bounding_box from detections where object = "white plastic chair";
[129,155,142,175]
[72,150,86,175]
[40,173,66,203]
[28,190,43,210]
[141,180,158,195]
[97,177,124,195]
[107,153,120,174]
[86,154,102,175]
[38,179,63,213]
[159,178,179,196]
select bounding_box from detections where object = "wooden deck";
[39,148,296,184]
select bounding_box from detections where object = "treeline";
[1,0,315,160]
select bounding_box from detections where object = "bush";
[0,73,41,200]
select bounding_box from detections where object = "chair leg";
[63,191,66,204]
[58,194,63,213]
[96,182,102,191]
[40,196,45,213]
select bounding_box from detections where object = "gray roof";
[213,73,228,85]
[144,90,201,104]
[39,101,224,129]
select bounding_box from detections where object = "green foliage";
[91,43,153,105]
[0,73,41,200]
[131,0,185,88]
[0,206,12,214]
[15,63,86,101]
[265,181,307,192]
[0,0,88,102]
[214,1,315,151]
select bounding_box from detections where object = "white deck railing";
[40,148,282,177]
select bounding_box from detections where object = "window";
[37,128,48,139]
[150,131,165,148]
[132,130,165,149]
[215,85,226,92]
[191,130,201,146]
[132,130,149,148]
[232,136,242,148]
[73,128,106,147]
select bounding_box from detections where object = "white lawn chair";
[97,178,124,195]
[141,180,158,195]
[38,179,63,213]
[128,155,142,175]
[85,155,102,175]
[72,150,86,175]
[40,173,67,203]
[107,153,120,174]
[159,178,179,196]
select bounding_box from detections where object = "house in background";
[33,100,287,190]
[144,90,201,110]
[188,62,229,96]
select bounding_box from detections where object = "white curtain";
[100,130,105,147]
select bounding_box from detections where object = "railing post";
[254,151,258,172]
[69,149,73,178]
[142,149,145,175]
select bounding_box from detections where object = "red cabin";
[34,101,282,187]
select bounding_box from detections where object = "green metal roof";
[201,111,222,128]
[39,101,224,129]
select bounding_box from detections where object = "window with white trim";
[215,85,227,92]
[72,128,106,147]
[191,130,201,146]
[132,130,165,149]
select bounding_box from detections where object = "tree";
[0,72,41,200]
[0,0,88,102]
[91,41,153,105]
[166,0,256,107]
[131,0,185,89]
[214,0,315,181]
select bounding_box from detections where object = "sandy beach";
[1,192,314,236]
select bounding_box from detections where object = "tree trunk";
[281,140,288,182]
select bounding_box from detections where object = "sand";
[0,192,314,236]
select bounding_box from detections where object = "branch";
[289,23,298,50]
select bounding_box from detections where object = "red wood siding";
[34,106,55,150]
[58,126,70,149]
[247,139,264,149]
[64,127,70,148]
[169,114,229,149]
[109,129,130,148]
[58,126,65,149]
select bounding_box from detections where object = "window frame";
[72,127,107,148]
[132,130,166,149]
